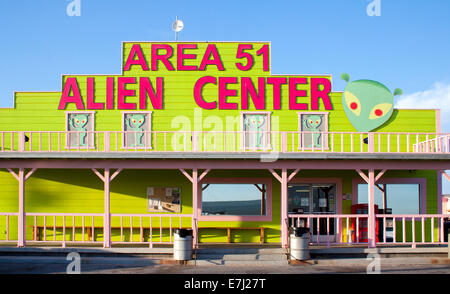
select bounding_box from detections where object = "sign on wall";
[57,43,334,112]
[147,186,181,212]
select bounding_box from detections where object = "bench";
[30,226,190,242]
[200,227,266,244]
[31,226,266,244]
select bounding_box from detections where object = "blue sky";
[0,0,449,195]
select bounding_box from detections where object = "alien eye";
[133,120,136,123]
[139,120,142,123]
[344,91,361,116]
[82,120,85,123]
[315,120,319,124]
[369,103,392,119]
[76,120,80,123]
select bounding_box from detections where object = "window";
[357,184,421,214]
[201,184,267,216]
[241,112,271,150]
[288,184,336,214]
[66,111,95,148]
[122,111,152,148]
[298,112,329,149]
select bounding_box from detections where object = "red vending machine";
[351,204,379,243]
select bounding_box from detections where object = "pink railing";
[109,213,193,247]
[26,213,104,246]
[0,131,447,154]
[375,214,448,246]
[413,135,450,153]
[288,213,449,247]
[0,212,19,243]
[0,212,193,247]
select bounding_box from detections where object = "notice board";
[147,186,181,212]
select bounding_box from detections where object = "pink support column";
[270,168,300,249]
[92,168,122,248]
[192,169,198,248]
[18,168,25,247]
[368,132,374,153]
[8,168,36,247]
[281,169,288,248]
[104,168,111,248]
[368,169,376,248]
[179,168,210,249]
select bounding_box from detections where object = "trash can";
[173,229,193,261]
[289,227,310,261]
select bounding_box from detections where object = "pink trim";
[198,177,273,222]
[436,109,441,134]
[65,111,96,149]
[1,159,450,171]
[352,177,427,214]
[297,111,330,150]
[121,111,153,149]
[240,111,272,150]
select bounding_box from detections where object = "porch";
[0,157,449,250]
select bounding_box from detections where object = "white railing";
[288,213,449,247]
[375,214,448,246]
[0,130,448,154]
[413,135,450,153]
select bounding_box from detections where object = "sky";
[0,0,449,195]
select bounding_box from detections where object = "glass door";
[288,184,336,242]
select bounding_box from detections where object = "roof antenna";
[172,16,184,41]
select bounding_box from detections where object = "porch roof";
[0,156,449,170]
[1,151,450,161]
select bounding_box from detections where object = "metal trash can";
[173,229,193,261]
[289,227,310,261]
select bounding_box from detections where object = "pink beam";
[356,169,370,183]
[375,169,387,182]
[270,168,302,248]
[18,168,25,247]
[192,169,199,248]
[179,168,199,248]
[281,169,288,248]
[367,169,376,248]
[199,169,210,182]
[92,168,123,248]
[269,169,282,183]
[104,169,111,248]
[179,169,193,183]
[288,169,300,182]
[7,168,37,247]
[440,170,450,182]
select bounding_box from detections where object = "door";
[288,184,337,242]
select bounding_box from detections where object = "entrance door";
[288,184,337,242]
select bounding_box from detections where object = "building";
[0,41,449,249]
